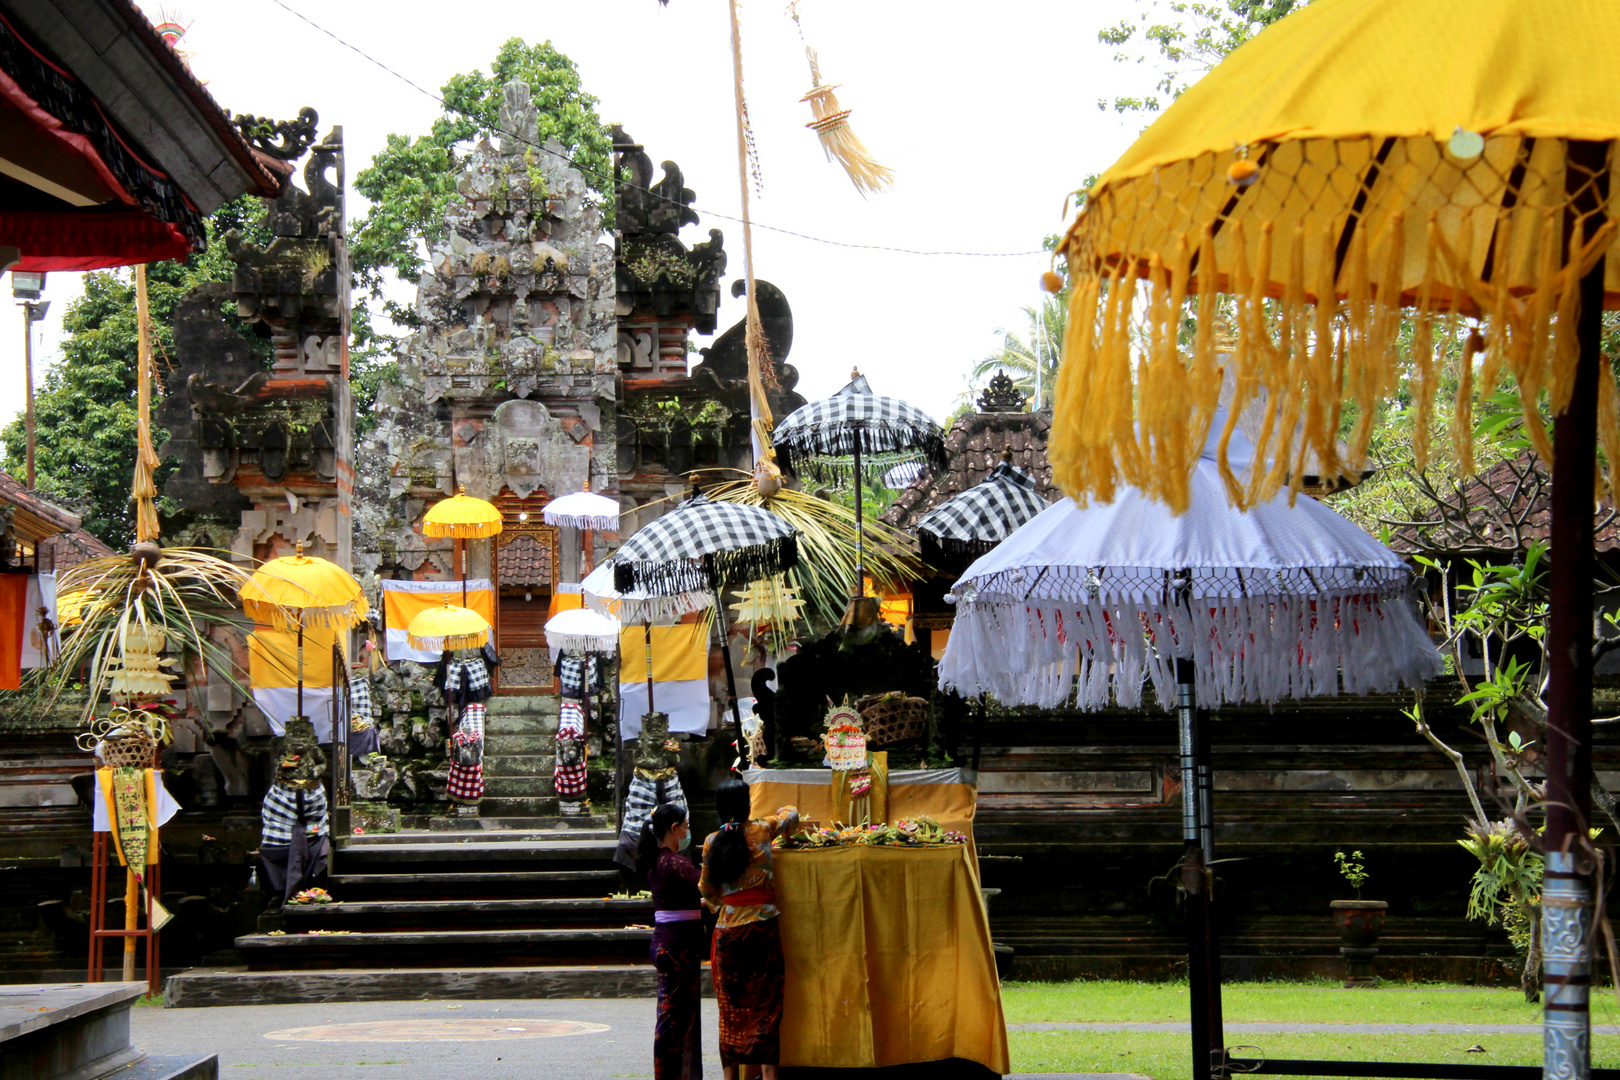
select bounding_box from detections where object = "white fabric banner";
[253,687,336,741]
[92,773,181,832]
[619,679,709,739]
[22,572,58,669]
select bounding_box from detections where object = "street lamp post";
[11,272,48,489]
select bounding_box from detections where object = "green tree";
[1097,0,1306,117]
[960,292,1067,415]
[350,38,613,336]
[0,198,272,548]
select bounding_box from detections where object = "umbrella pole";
[644,619,656,717]
[296,621,304,719]
[852,434,864,592]
[713,592,747,770]
[1177,657,1222,1080]
[1543,149,1606,1080]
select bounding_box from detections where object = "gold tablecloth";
[742,767,980,857]
[772,844,1009,1073]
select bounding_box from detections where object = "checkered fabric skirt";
[558,701,585,739]
[261,783,328,847]
[553,758,588,797]
[444,657,492,705]
[447,758,484,802]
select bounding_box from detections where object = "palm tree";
[962,290,1066,412]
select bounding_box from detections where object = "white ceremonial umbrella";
[544,489,621,531]
[545,606,622,662]
[938,415,1443,1069]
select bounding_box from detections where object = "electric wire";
[262,0,1045,259]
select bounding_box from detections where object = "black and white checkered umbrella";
[772,374,948,477]
[612,494,799,597]
[915,462,1049,560]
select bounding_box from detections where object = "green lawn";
[1000,981,1620,1077]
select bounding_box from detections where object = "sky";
[1,0,1155,436]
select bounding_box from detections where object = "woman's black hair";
[635,802,689,884]
[703,777,755,888]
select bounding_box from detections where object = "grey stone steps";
[484,716,557,735]
[481,755,555,777]
[481,775,555,797]
[336,837,615,864]
[477,797,564,818]
[325,868,620,900]
[233,927,651,970]
[343,828,614,847]
[484,697,561,717]
[164,965,675,1007]
[478,735,554,755]
[122,1054,219,1080]
[278,898,651,929]
[420,815,611,832]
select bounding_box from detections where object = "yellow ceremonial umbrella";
[424,485,503,605]
[406,601,491,652]
[239,542,369,718]
[1050,1,1620,1073]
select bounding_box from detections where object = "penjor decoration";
[789,2,894,195]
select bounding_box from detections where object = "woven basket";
[855,692,928,750]
[99,732,156,769]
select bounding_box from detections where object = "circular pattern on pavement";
[264,1018,610,1042]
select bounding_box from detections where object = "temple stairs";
[165,697,651,1006]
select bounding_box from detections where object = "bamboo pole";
[121,863,138,981]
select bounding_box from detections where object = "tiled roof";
[881,411,1056,533]
[0,470,83,541]
[498,534,554,587]
[38,528,114,570]
[1384,452,1620,556]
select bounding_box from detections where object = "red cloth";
[0,575,27,690]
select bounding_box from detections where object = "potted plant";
[1330,850,1387,987]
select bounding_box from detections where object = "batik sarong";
[651,921,705,1079]
[712,917,784,1066]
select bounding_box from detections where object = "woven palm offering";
[855,692,928,749]
[824,701,866,770]
[98,729,156,768]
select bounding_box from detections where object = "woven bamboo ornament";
[1050,0,1620,516]
[789,2,893,196]
[108,625,178,697]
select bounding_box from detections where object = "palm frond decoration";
[706,481,921,626]
[51,545,277,730]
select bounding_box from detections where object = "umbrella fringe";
[407,630,489,651]
[614,535,799,596]
[919,533,1001,563]
[777,424,948,478]
[941,591,1443,711]
[542,513,620,531]
[545,633,619,657]
[243,598,370,630]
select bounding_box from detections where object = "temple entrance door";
[492,494,559,694]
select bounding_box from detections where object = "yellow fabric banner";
[549,590,584,620]
[249,625,342,689]
[774,845,1009,1073]
[618,624,707,683]
[383,584,495,635]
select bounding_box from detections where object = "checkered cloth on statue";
[446,703,486,802]
[349,679,374,726]
[555,653,604,700]
[553,739,588,797]
[613,770,687,870]
[458,701,486,739]
[439,653,493,708]
[558,700,586,740]
[261,783,328,846]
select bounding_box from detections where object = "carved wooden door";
[492,494,559,693]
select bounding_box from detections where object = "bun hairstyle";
[703,777,755,888]
[635,802,689,884]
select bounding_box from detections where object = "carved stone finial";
[977,371,1028,413]
[498,82,539,154]
[228,107,319,160]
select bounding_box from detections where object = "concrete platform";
[0,982,217,1080]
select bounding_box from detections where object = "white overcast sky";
[2,0,1154,433]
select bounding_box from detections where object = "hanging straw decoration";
[131,265,161,544]
[789,2,894,197]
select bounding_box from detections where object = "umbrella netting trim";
[941,585,1442,711]
[1055,136,1620,515]
[613,534,799,596]
[774,421,950,479]
[915,463,1048,554]
[407,629,490,651]
[545,631,619,658]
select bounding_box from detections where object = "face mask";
[677,832,691,852]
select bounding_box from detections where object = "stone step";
[124,1054,219,1080]
[421,815,611,832]
[326,869,620,900]
[477,797,563,818]
[234,927,651,970]
[164,965,678,1007]
[344,828,615,847]
[477,735,554,755]
[336,837,615,866]
[278,897,652,930]
[481,754,555,777]
[484,715,558,736]
[481,775,557,798]
[484,697,560,717]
